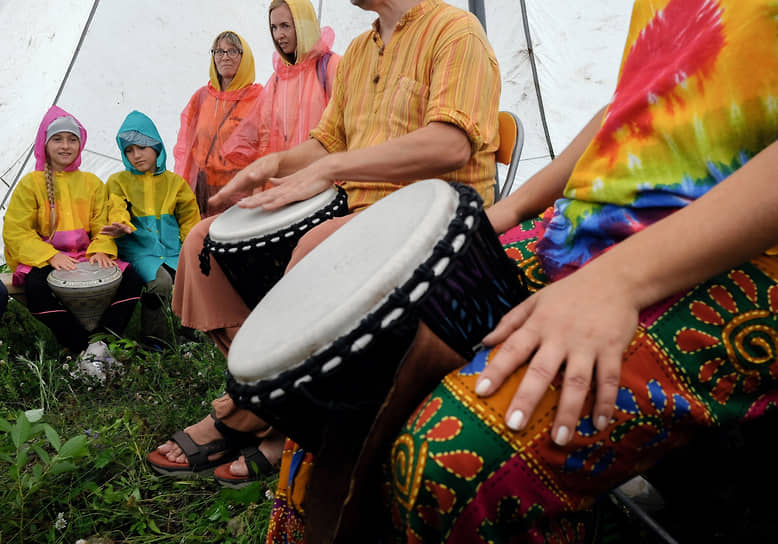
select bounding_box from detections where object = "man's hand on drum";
[49,252,79,271]
[209,153,282,213]
[88,252,116,268]
[100,222,133,237]
[476,265,640,446]
[240,160,335,211]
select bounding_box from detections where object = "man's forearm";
[276,138,330,178]
[315,122,472,183]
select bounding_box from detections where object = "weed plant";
[0,299,277,543]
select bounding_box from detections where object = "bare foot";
[228,429,285,477]
[157,415,225,465]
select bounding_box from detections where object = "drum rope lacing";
[198,186,349,276]
[229,183,520,413]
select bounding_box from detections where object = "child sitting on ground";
[3,106,143,379]
[102,111,200,347]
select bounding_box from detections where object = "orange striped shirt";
[311,0,501,212]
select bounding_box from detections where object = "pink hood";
[34,105,88,172]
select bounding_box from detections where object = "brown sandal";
[213,446,277,488]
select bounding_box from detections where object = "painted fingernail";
[596,415,609,431]
[507,410,524,431]
[475,378,492,396]
[554,425,570,446]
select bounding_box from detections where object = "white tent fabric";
[0,0,632,254]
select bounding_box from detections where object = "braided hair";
[44,157,58,238]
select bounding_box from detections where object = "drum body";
[201,186,349,308]
[226,179,529,452]
[47,262,122,332]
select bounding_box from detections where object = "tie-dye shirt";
[536,0,778,279]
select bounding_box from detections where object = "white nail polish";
[475,378,492,396]
[507,410,524,431]
[554,425,570,446]
[596,415,609,431]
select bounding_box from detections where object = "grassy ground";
[0,298,277,544]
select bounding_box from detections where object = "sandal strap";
[209,410,266,448]
[170,430,230,470]
[241,447,275,478]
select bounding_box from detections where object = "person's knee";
[143,267,174,309]
[287,214,355,271]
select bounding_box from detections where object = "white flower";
[264,489,275,500]
[54,512,67,530]
[75,540,87,544]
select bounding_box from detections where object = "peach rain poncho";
[172,0,339,334]
[173,32,262,216]
[225,0,339,164]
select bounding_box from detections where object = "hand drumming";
[476,265,640,446]
[88,252,116,269]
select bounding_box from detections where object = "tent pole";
[520,0,555,159]
[3,0,102,211]
[468,0,486,33]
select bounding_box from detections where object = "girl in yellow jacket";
[3,106,143,372]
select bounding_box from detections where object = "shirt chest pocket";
[383,77,429,138]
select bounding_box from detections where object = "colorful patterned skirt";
[266,217,778,544]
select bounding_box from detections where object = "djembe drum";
[47,262,122,332]
[225,179,530,542]
[200,185,348,308]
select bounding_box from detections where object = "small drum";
[226,179,529,452]
[47,262,122,332]
[200,186,349,308]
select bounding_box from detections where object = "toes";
[230,456,248,477]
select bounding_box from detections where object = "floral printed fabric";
[384,218,778,543]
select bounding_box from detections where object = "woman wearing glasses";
[172,31,262,217]
[150,1,340,487]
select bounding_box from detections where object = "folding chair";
[494,110,524,202]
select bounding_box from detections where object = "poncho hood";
[209,31,256,92]
[116,110,166,176]
[270,0,325,66]
[34,105,87,172]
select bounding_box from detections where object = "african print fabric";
[383,219,778,543]
[536,0,778,279]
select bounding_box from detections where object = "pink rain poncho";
[224,0,339,165]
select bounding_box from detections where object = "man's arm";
[239,121,471,210]
[208,138,329,212]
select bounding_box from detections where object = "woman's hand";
[477,265,640,446]
[100,222,133,237]
[88,252,115,268]
[49,252,79,271]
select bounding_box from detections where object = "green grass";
[0,299,277,544]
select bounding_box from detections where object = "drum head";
[47,261,123,288]
[229,179,459,383]
[209,186,341,243]
[47,262,122,332]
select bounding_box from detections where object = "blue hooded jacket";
[106,111,200,281]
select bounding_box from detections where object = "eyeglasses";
[211,48,243,58]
